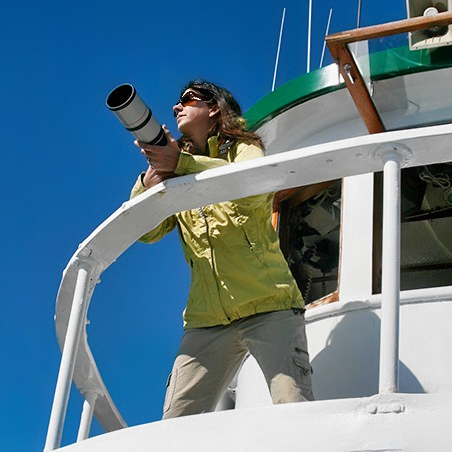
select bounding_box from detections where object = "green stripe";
[245,44,452,131]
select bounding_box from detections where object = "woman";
[130,80,314,419]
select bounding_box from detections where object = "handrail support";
[44,259,97,451]
[376,144,412,394]
[77,392,98,442]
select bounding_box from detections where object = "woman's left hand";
[135,125,181,172]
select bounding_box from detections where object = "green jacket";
[130,136,303,328]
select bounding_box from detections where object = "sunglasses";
[177,89,215,107]
[178,91,203,107]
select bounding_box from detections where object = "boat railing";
[44,123,452,450]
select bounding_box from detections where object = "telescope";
[106,83,167,146]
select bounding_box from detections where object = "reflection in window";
[373,162,452,292]
[400,162,452,290]
[277,181,341,305]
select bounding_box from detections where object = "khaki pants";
[163,309,314,419]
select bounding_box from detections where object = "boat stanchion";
[77,392,98,442]
[374,144,412,394]
[44,258,98,451]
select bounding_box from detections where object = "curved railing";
[45,123,452,450]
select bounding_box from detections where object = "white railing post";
[44,259,96,451]
[77,392,98,442]
[376,144,411,394]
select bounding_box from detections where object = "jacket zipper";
[198,207,215,271]
[197,207,229,321]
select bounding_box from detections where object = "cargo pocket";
[292,354,314,401]
[163,369,178,414]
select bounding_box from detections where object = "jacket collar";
[207,135,235,158]
[207,135,220,157]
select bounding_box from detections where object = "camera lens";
[106,84,167,146]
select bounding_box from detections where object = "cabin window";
[373,162,452,292]
[277,180,342,305]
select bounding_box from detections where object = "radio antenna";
[320,8,333,68]
[357,0,362,28]
[307,0,312,73]
[272,7,286,92]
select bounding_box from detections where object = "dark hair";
[178,79,263,151]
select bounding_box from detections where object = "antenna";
[357,0,362,28]
[354,0,362,57]
[320,8,333,68]
[272,7,286,92]
[307,0,312,73]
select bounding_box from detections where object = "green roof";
[245,44,452,131]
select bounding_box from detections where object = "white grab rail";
[45,124,452,450]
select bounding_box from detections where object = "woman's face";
[173,89,218,138]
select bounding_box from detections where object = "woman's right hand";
[142,165,175,189]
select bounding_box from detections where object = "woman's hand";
[135,125,181,173]
[142,165,174,189]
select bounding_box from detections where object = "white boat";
[44,7,452,451]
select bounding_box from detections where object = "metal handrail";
[45,123,452,450]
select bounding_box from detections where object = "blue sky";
[0,1,407,450]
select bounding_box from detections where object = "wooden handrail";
[326,12,452,45]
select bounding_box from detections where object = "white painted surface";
[259,68,452,154]
[233,289,452,403]
[338,173,374,300]
[58,393,452,452]
[307,290,452,399]
[235,355,272,409]
[379,151,403,393]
